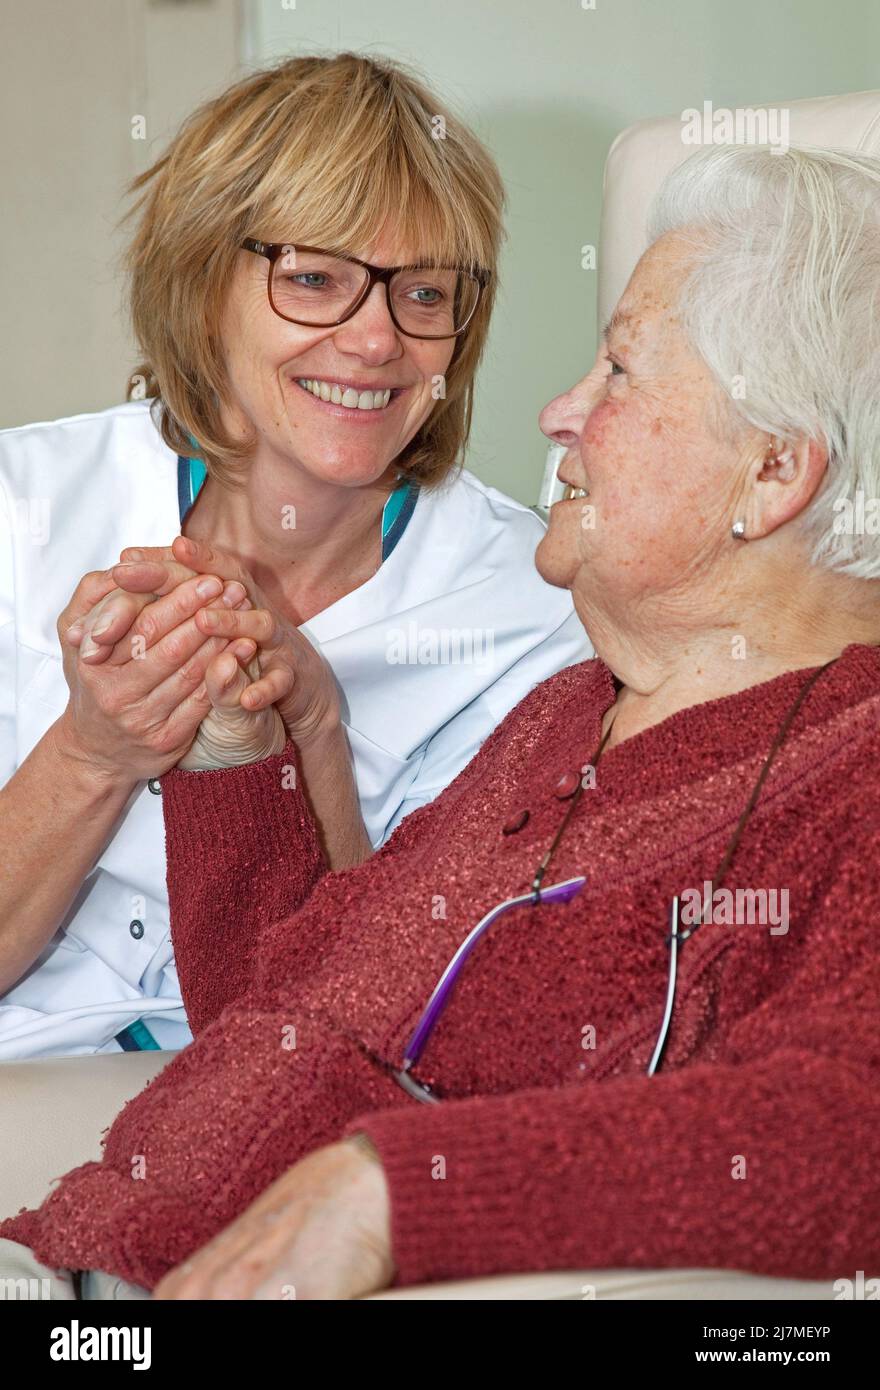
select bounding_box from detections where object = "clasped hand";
[61,535,341,775]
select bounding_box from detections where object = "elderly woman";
[0,53,587,1060]
[1,142,878,1299]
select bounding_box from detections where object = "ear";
[744,435,828,539]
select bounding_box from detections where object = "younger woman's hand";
[70,559,287,772]
[64,554,202,662]
[56,569,250,785]
[114,537,342,746]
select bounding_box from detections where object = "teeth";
[296,379,392,410]
[562,484,590,501]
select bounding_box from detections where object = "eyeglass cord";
[390,654,841,1102]
[529,657,839,1074]
[646,657,837,1073]
[530,712,619,901]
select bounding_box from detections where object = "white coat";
[0,401,592,1058]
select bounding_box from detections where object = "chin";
[295,444,396,489]
[536,507,586,590]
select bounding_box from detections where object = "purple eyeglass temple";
[401,876,587,1071]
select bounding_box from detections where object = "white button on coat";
[0,401,592,1058]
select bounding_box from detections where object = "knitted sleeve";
[161,666,588,1036]
[161,738,325,1034]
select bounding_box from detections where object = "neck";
[580,555,880,748]
[183,448,397,625]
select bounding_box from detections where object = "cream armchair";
[597,87,880,331]
[4,86,880,1300]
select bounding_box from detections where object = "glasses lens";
[269,249,481,336]
[390,268,480,337]
[270,249,369,324]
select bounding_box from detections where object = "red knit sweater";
[3,646,879,1291]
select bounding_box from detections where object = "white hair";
[647,144,880,579]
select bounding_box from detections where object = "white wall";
[0,0,240,430]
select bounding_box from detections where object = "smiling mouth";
[294,377,399,411]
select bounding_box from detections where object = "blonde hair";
[121,52,505,488]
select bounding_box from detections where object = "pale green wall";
[249,0,880,504]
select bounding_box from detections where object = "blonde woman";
[0,54,588,1061]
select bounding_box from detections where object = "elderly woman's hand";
[112,537,343,749]
[152,1136,394,1301]
[177,636,287,770]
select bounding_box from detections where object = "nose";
[332,282,404,364]
[539,381,592,448]
[539,350,610,445]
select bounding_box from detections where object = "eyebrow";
[602,309,629,341]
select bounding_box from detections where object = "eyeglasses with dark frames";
[241,239,489,341]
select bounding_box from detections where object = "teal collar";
[177,455,418,563]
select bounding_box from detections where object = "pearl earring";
[732,520,747,540]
